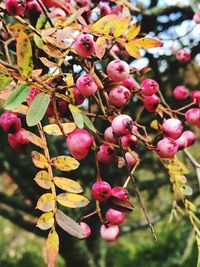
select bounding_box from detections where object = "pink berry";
[78,222,91,239]
[173,85,189,100]
[49,8,66,18]
[100,224,119,242]
[175,133,188,150]
[0,111,21,133]
[97,144,115,164]
[185,108,200,125]
[107,60,129,82]
[143,94,160,112]
[162,118,183,140]
[73,87,85,105]
[176,49,191,62]
[111,3,122,14]
[156,137,178,158]
[57,101,70,118]
[191,90,200,105]
[140,79,159,96]
[100,4,111,16]
[111,115,133,136]
[75,0,90,8]
[111,187,130,201]
[122,77,135,92]
[27,87,40,104]
[193,11,200,24]
[109,86,130,107]
[66,128,93,160]
[125,151,139,169]
[41,0,57,8]
[6,0,26,16]
[106,209,125,225]
[92,181,111,202]
[8,128,29,152]
[120,134,138,148]
[74,34,95,58]
[25,0,42,19]
[182,130,196,146]
[104,127,117,144]
[76,74,98,96]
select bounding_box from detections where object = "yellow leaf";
[56,193,89,208]
[34,170,53,189]
[50,156,80,171]
[8,23,25,37]
[125,42,141,58]
[66,73,74,87]
[12,104,28,115]
[102,17,119,35]
[133,37,163,49]
[150,120,159,130]
[32,151,49,169]
[174,159,189,175]
[42,45,63,58]
[126,23,141,41]
[92,14,117,33]
[114,16,131,38]
[95,37,107,59]
[23,130,44,148]
[37,212,54,230]
[36,193,55,212]
[54,177,83,193]
[40,57,58,68]
[43,123,76,136]
[46,228,59,267]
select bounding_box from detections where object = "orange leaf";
[126,23,141,41]
[95,37,107,59]
[32,151,49,169]
[125,42,141,58]
[46,228,59,267]
[133,37,163,49]
[23,130,44,148]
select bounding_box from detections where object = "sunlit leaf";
[68,104,84,128]
[126,23,141,41]
[26,93,50,126]
[32,151,49,169]
[43,123,76,136]
[17,31,33,77]
[55,209,86,238]
[37,212,54,230]
[34,170,53,189]
[125,42,141,58]
[0,74,12,91]
[54,177,83,193]
[133,37,163,49]
[92,14,117,33]
[46,228,59,267]
[114,16,131,38]
[181,185,193,196]
[102,17,119,35]
[36,193,55,212]
[5,83,30,110]
[56,193,89,208]
[95,37,107,59]
[50,156,79,171]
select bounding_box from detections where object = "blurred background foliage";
[0,0,200,266]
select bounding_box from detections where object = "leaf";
[34,170,53,189]
[56,193,89,208]
[17,31,33,77]
[196,236,200,267]
[125,42,141,58]
[32,151,49,169]
[181,185,193,196]
[0,74,12,91]
[133,37,163,49]
[102,17,119,35]
[46,228,59,267]
[5,84,30,110]
[34,34,44,49]
[26,93,50,126]
[82,114,96,132]
[40,57,58,68]
[43,123,76,136]
[50,156,79,171]
[63,8,85,26]
[68,104,84,128]
[114,16,131,38]
[37,212,54,230]
[95,37,107,59]
[36,193,55,212]
[54,177,83,193]
[150,120,159,130]
[107,196,134,213]
[43,36,69,49]
[42,45,63,58]
[126,23,141,41]
[23,130,44,148]
[92,14,117,33]
[66,73,74,87]
[55,209,86,238]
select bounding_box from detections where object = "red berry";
[120,134,138,148]
[57,101,70,118]
[97,144,115,164]
[107,60,129,82]
[143,94,160,112]
[122,77,135,92]
[8,128,29,152]
[104,127,117,144]
[162,118,183,140]
[191,90,200,105]
[109,86,130,107]
[6,0,26,16]
[106,209,125,225]
[74,34,95,58]
[92,181,111,202]
[125,151,139,169]
[49,8,66,18]
[111,115,133,136]
[78,222,91,239]
[185,108,200,126]
[193,11,200,24]
[111,187,130,201]
[140,79,159,96]
[100,224,119,242]
[66,129,93,160]
[73,87,85,105]
[76,74,98,96]
[100,4,111,16]
[182,130,196,146]
[0,111,21,133]
[156,137,178,158]
[27,87,40,104]
[176,49,191,62]
[25,0,42,19]
[173,85,189,100]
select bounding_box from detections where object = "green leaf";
[196,236,200,267]
[181,185,193,196]
[82,114,96,132]
[5,84,30,110]
[17,31,33,77]
[0,74,12,91]
[69,104,84,128]
[26,93,50,126]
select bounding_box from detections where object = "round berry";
[104,126,117,144]
[8,128,29,152]
[182,130,196,146]
[100,4,111,16]
[78,222,91,240]
[125,151,139,169]
[6,0,26,16]
[109,86,130,107]
[176,49,191,62]
[156,137,178,158]
[76,74,98,96]
[173,85,189,100]
[122,77,135,92]
[111,115,133,136]
[191,90,200,105]
[140,79,159,96]
[111,187,130,201]
[120,134,138,148]
[0,111,21,133]
[185,108,200,126]
[106,209,125,225]
[193,11,200,24]
[73,87,85,105]
[92,181,111,202]
[100,224,119,242]
[143,94,160,112]
[107,60,129,82]
[74,34,95,58]
[97,144,115,164]
[162,118,183,140]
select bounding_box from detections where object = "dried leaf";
[126,23,141,41]
[36,193,55,212]
[32,151,49,169]
[37,212,54,230]
[43,123,76,136]
[42,45,63,58]
[46,228,59,267]
[43,36,69,49]
[107,196,134,213]
[55,209,86,238]
[95,37,107,59]
[34,170,53,189]
[50,156,79,171]
[23,130,44,148]
[54,177,83,193]
[40,57,58,68]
